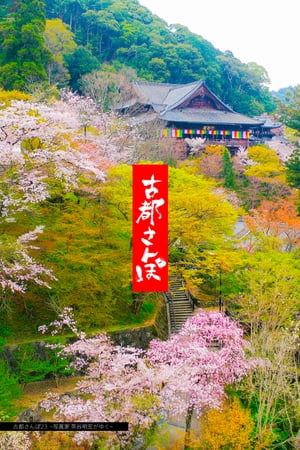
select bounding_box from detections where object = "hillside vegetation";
[0,0,276,115]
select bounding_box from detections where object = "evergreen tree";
[0,0,50,90]
[223,148,236,189]
[279,86,300,132]
[64,47,100,91]
[286,146,300,189]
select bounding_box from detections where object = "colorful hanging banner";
[161,128,251,139]
[132,165,168,292]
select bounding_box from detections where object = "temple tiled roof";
[160,109,262,126]
[118,80,263,128]
[253,115,282,128]
[128,80,234,114]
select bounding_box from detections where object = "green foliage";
[64,46,100,90]
[232,249,300,330]
[278,85,300,132]
[229,248,300,448]
[0,0,50,90]
[222,148,236,189]
[44,19,77,87]
[33,194,133,331]
[0,339,22,418]
[286,146,300,188]
[12,344,72,385]
[0,0,276,113]
[41,0,275,115]
[0,359,22,418]
[245,145,285,180]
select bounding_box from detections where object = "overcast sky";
[139,0,300,91]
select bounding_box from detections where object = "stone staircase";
[165,277,195,334]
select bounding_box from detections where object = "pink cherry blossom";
[38,308,255,448]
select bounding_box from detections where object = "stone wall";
[109,296,169,349]
[1,296,169,370]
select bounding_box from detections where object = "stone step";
[172,306,192,310]
[171,316,191,320]
[172,306,193,310]
[172,299,190,303]
[172,300,190,304]
[171,300,191,304]
[167,276,195,334]
[172,312,192,316]
[172,305,190,308]
[172,308,190,311]
[170,294,186,297]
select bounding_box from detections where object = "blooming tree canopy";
[38,308,255,449]
[147,310,255,417]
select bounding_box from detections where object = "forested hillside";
[0,0,276,115]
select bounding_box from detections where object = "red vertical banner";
[132,164,168,292]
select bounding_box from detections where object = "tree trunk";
[184,404,194,449]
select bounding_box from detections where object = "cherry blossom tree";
[0,97,106,303]
[58,89,138,163]
[0,226,57,311]
[147,310,256,448]
[39,309,163,449]
[37,308,255,449]
[0,91,139,307]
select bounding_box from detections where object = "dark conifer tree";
[223,148,236,189]
[0,0,50,90]
[286,147,300,189]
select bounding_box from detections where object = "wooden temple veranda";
[117,79,268,150]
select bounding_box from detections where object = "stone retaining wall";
[1,296,169,371]
[109,297,168,348]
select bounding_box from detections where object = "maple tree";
[233,250,300,333]
[233,145,291,209]
[197,144,225,180]
[244,196,300,251]
[243,145,285,180]
[197,397,254,449]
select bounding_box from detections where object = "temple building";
[117,80,264,149]
[252,115,283,140]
